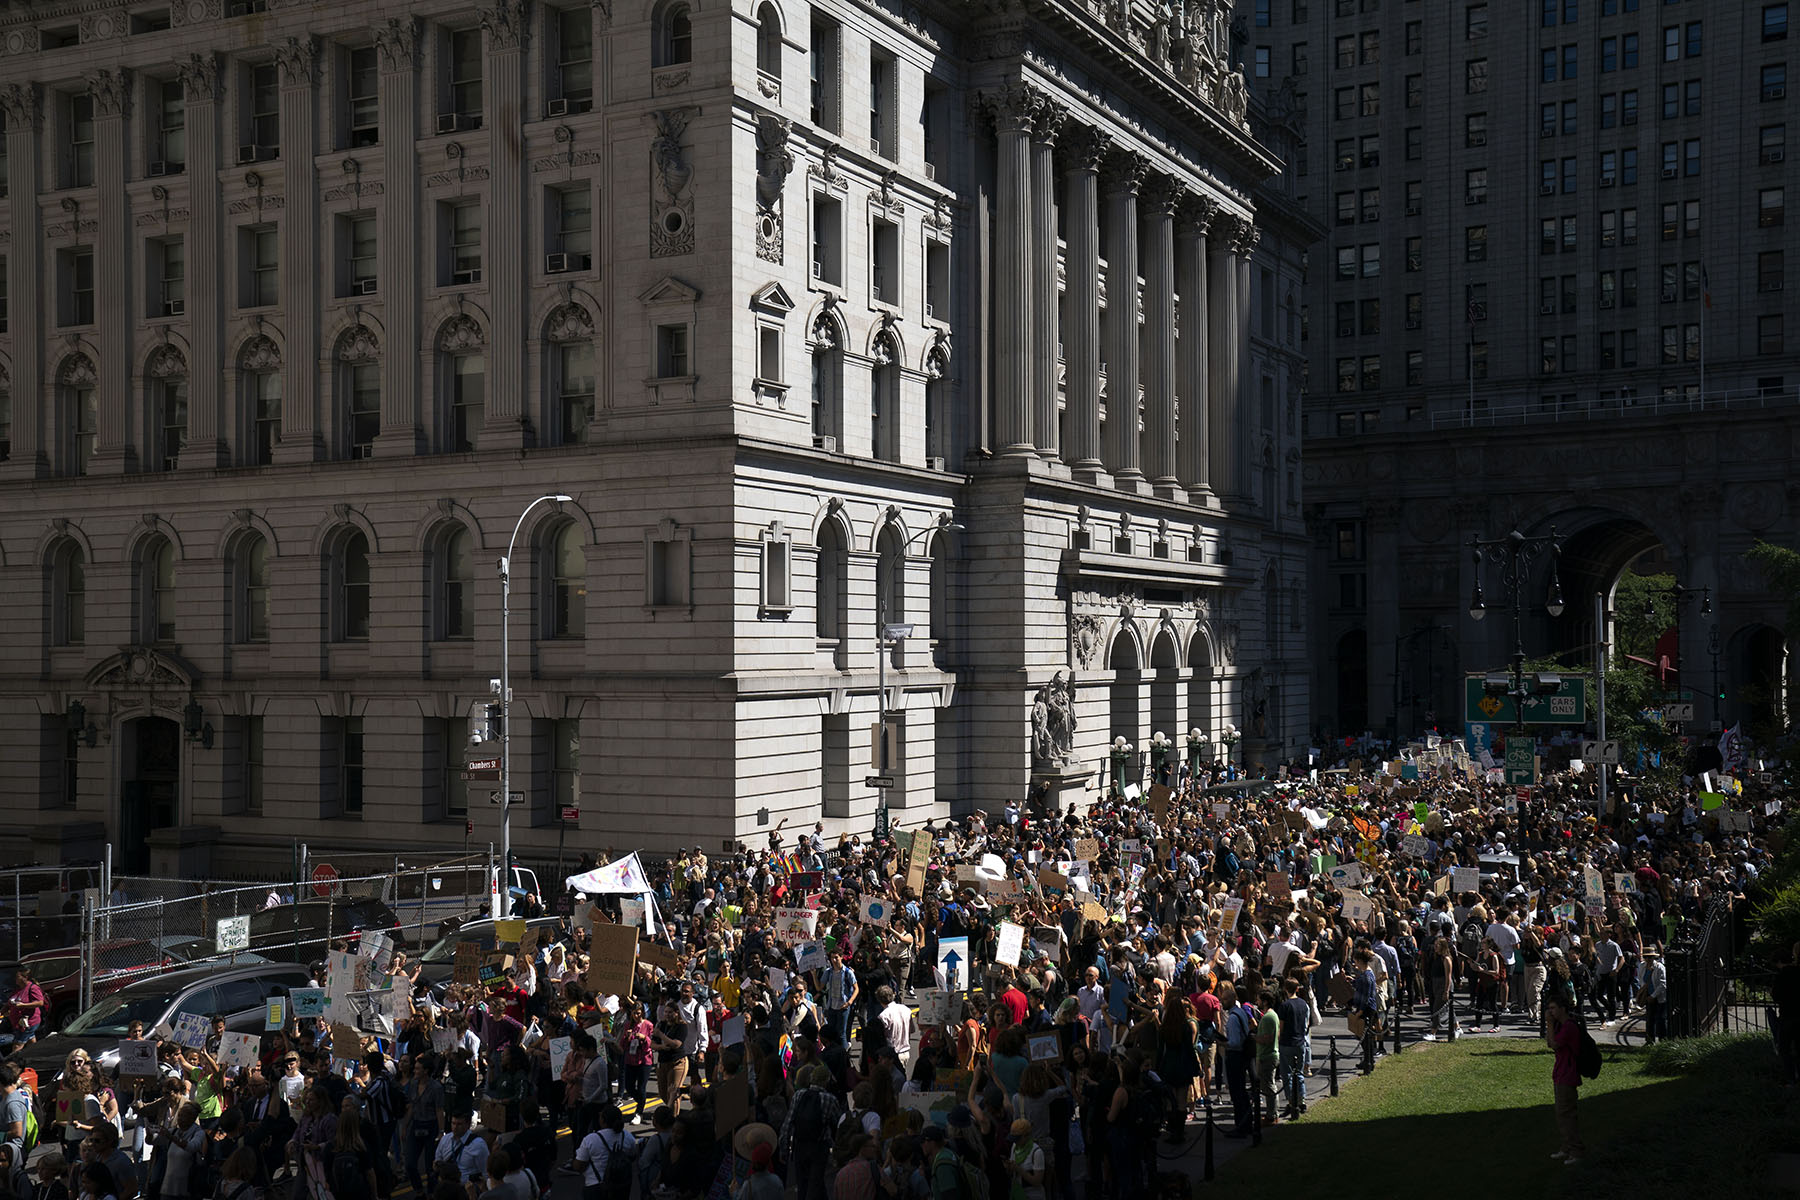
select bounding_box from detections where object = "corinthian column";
[1177,197,1214,502]
[989,83,1037,456]
[482,1,529,448]
[273,37,321,464]
[1234,222,1259,504]
[1030,101,1063,460]
[1140,176,1180,500]
[88,68,132,473]
[177,55,227,468]
[1206,215,1238,503]
[1102,150,1145,489]
[373,17,422,457]
[1061,128,1106,482]
[0,84,44,479]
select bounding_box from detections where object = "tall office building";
[0,0,1308,873]
[1240,0,1800,741]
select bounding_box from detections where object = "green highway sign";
[1464,675,1588,726]
[1504,742,1538,785]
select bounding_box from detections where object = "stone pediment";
[638,275,700,306]
[85,647,199,692]
[750,282,796,313]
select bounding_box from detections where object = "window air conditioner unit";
[925,301,936,319]
[354,277,378,295]
[149,160,169,176]
[812,434,837,451]
[1762,281,1784,292]
[236,144,263,164]
[1600,176,1615,187]
[546,98,570,117]
[1465,192,1481,204]
[1540,127,1554,137]
[1405,203,1421,215]
[1661,167,1678,178]
[1539,183,1555,195]
[1767,149,1787,163]
[1599,297,1616,308]
[923,162,936,181]
[925,456,945,471]
[546,252,570,273]
[438,113,464,134]
[870,136,882,152]
[1623,112,1638,124]
[164,298,184,316]
[1470,133,1488,145]
[1335,161,1351,171]
[1539,304,1556,315]
[1772,86,1788,99]
[811,260,824,279]
[452,267,482,285]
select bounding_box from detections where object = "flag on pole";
[565,851,652,895]
[1701,263,1712,310]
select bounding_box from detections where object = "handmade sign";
[344,988,399,1036]
[619,897,647,929]
[773,907,818,941]
[720,1015,745,1047]
[55,1090,82,1125]
[917,989,962,1027]
[1079,900,1108,923]
[1218,897,1245,931]
[1452,867,1479,895]
[1072,838,1100,861]
[638,941,680,972]
[1432,875,1452,896]
[494,919,526,945]
[218,1032,261,1070]
[478,955,513,986]
[1037,869,1069,893]
[858,895,891,926]
[906,830,932,892]
[452,942,482,987]
[1028,1033,1062,1062]
[994,922,1024,968]
[117,1040,159,1077]
[290,987,328,1018]
[330,1023,365,1057]
[361,930,392,971]
[547,1037,572,1077]
[713,1069,752,1139]
[987,878,1026,902]
[1583,868,1605,897]
[1265,871,1291,902]
[1031,926,1062,965]
[1341,891,1373,922]
[1400,834,1432,860]
[518,927,543,961]
[793,941,829,974]
[586,924,639,998]
[172,1012,210,1049]
[1212,802,1233,821]
[1148,783,1172,821]
[216,915,251,954]
[431,1027,456,1053]
[1330,861,1365,889]
[265,997,287,1030]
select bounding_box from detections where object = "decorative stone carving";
[322,181,384,202]
[1072,614,1103,667]
[653,69,691,93]
[1031,671,1078,765]
[1141,175,1181,217]
[274,36,321,87]
[438,315,485,352]
[58,354,98,387]
[871,329,899,367]
[238,336,281,370]
[173,0,224,27]
[87,647,196,693]
[0,83,41,129]
[81,9,130,41]
[808,143,844,186]
[924,334,950,380]
[337,325,381,364]
[592,0,612,31]
[145,345,187,379]
[1,28,41,57]
[87,69,132,118]
[480,1,530,51]
[984,81,1042,134]
[1217,620,1239,665]
[754,115,794,265]
[1032,99,1066,145]
[810,304,840,350]
[1061,125,1108,174]
[178,54,221,103]
[649,108,696,258]
[545,303,594,343]
[372,17,421,71]
[1103,148,1147,194]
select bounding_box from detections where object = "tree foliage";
[1747,540,1800,633]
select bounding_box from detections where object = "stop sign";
[311,863,339,898]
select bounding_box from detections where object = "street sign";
[560,805,580,824]
[1504,742,1537,785]
[1664,702,1695,723]
[1465,675,1587,726]
[462,769,501,781]
[466,758,501,771]
[216,915,250,953]
[874,805,890,840]
[488,791,525,806]
[1580,739,1622,765]
[864,774,897,789]
[310,863,338,898]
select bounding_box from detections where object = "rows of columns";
[981,81,1257,505]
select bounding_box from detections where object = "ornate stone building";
[0,0,1307,872]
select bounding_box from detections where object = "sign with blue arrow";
[937,936,969,993]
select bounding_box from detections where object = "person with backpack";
[1544,996,1586,1165]
[429,1113,487,1194]
[1275,977,1312,1120]
[777,1065,839,1200]
[327,1106,377,1200]
[571,1106,635,1200]
[0,1063,33,1165]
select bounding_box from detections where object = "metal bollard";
[1251,1061,1262,1147]
[1447,986,1458,1043]
[1204,1093,1215,1181]
[1327,1035,1340,1097]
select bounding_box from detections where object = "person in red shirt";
[1545,996,1585,1164]
[999,973,1030,1029]
[1189,977,1224,1104]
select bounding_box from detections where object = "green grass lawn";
[1216,1034,1799,1199]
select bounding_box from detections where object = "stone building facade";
[0,0,1307,872]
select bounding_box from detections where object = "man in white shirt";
[1076,967,1109,1051]
[1593,933,1622,1020]
[434,1113,490,1184]
[677,980,708,1084]
[874,985,916,1068]
[1487,915,1520,1012]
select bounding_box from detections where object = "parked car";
[415,914,570,997]
[12,960,312,1077]
[247,898,406,963]
[13,940,173,1032]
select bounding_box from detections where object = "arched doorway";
[1108,630,1141,751]
[120,716,181,873]
[1187,633,1214,738]
[1149,629,1179,744]
[1539,512,1666,670]
[1335,629,1368,736]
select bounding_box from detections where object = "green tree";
[1747,540,1800,632]
[1613,568,1677,660]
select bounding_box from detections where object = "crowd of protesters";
[0,735,1785,1200]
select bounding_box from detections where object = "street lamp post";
[1109,736,1133,798]
[1709,625,1723,732]
[873,515,963,838]
[1149,731,1172,786]
[1186,727,1208,781]
[1641,582,1712,732]
[494,492,572,920]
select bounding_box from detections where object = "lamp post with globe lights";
[1109,735,1134,798]
[1149,731,1173,786]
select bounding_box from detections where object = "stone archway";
[1149,628,1180,745]
[1108,629,1142,750]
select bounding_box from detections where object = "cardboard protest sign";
[431,1027,456,1053]
[773,907,818,941]
[1072,838,1100,861]
[55,1090,82,1124]
[1079,900,1108,923]
[172,1012,209,1049]
[1265,871,1292,902]
[1218,897,1245,931]
[478,955,513,986]
[1330,861,1365,889]
[917,989,961,1027]
[906,829,932,892]
[1212,802,1233,821]
[619,897,647,930]
[713,1069,752,1139]
[218,1032,261,1070]
[330,1023,366,1057]
[638,941,679,972]
[994,922,1025,968]
[586,923,639,998]
[494,919,526,945]
[452,942,482,987]
[517,927,543,961]
[1452,867,1479,895]
[479,1098,514,1133]
[118,1040,159,1077]
[344,988,399,1036]
[1031,926,1062,964]
[858,894,891,926]
[987,878,1026,902]
[1341,892,1373,922]
[1148,783,1172,822]
[547,1037,572,1077]
[1400,835,1432,860]
[1028,1033,1062,1062]
[1328,974,1355,1006]
[1037,869,1069,894]
[1583,868,1605,897]
[290,987,327,1018]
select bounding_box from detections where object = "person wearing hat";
[737,1141,783,1200]
[1635,948,1667,1043]
[1006,1116,1046,1200]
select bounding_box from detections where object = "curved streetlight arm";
[494,492,572,920]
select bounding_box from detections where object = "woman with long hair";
[1156,994,1200,1139]
[328,1105,377,1200]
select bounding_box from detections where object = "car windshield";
[420,928,493,964]
[64,989,174,1036]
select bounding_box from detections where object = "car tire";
[51,1006,75,1033]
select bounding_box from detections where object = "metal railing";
[1428,385,1800,431]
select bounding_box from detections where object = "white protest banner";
[619,897,647,930]
[1121,839,1142,856]
[1452,867,1479,895]
[1583,868,1605,897]
[1330,861,1365,889]
[118,1040,159,1077]
[1400,834,1432,860]
[344,988,399,1036]
[720,1015,745,1048]
[218,1032,261,1070]
[994,922,1025,968]
[290,988,327,1018]
[858,895,891,926]
[1721,810,1753,832]
[987,878,1026,903]
[1212,803,1232,821]
[1218,897,1245,931]
[172,1012,209,1049]
[1341,891,1373,922]
[361,930,392,972]
[767,966,788,995]
[794,941,829,974]
[548,1037,572,1077]
[430,1027,456,1054]
[937,936,971,991]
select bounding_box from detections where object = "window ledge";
[642,604,695,621]
[759,605,793,620]
[647,375,697,404]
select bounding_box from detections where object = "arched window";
[876,525,905,667]
[436,526,475,640]
[545,522,587,640]
[333,530,371,642]
[657,3,693,67]
[234,532,271,644]
[556,343,595,446]
[757,3,782,78]
[811,343,841,445]
[147,346,190,472]
[59,361,96,478]
[49,540,85,646]
[139,536,176,643]
[870,334,899,462]
[448,355,484,453]
[239,336,283,466]
[815,521,846,644]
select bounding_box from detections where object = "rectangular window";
[1337,192,1356,226]
[1335,87,1355,122]
[1760,314,1785,355]
[1662,202,1678,241]
[1563,215,1578,251]
[761,529,792,610]
[1360,297,1380,335]
[1466,4,1488,38]
[1406,292,1422,329]
[346,214,377,293]
[871,219,898,305]
[61,246,95,326]
[1685,79,1701,116]
[1764,124,1788,162]
[1543,48,1557,82]
[1623,147,1638,184]
[810,18,840,132]
[1602,93,1617,128]
[1404,127,1420,161]
[657,323,690,377]
[1601,210,1617,247]
[1662,83,1679,120]
[1337,246,1357,279]
[1684,199,1700,236]
[553,184,592,263]
[1293,43,1309,75]
[1336,300,1356,338]
[250,369,280,465]
[1465,224,1487,261]
[1542,0,1556,26]
[450,28,483,121]
[1600,331,1616,369]
[868,49,893,159]
[1622,329,1638,366]
[438,717,464,817]
[1406,349,1423,386]
[1563,274,1577,313]
[1360,356,1380,390]
[1563,156,1577,193]
[1761,249,1785,291]
[812,193,842,286]
[1336,35,1356,70]
[241,224,278,307]
[248,61,279,153]
[243,716,264,813]
[67,92,95,187]
[1336,359,1356,393]
[449,353,483,452]
[448,200,482,282]
[1763,187,1787,226]
[1564,101,1578,133]
[1404,74,1421,108]
[557,6,595,106]
[926,240,948,319]
[1254,47,1270,78]
[1685,139,1700,176]
[648,537,688,606]
[1623,89,1638,125]
[152,236,184,317]
[1603,36,1617,72]
[348,45,379,146]
[1361,133,1380,166]
[157,379,187,471]
[1541,337,1558,375]
[1769,5,1790,41]
[1621,267,1638,307]
[348,362,379,458]
[557,342,594,445]
[1361,83,1380,116]
[1542,102,1558,136]
[1601,151,1617,187]
[1406,21,1421,55]
[1564,44,1578,78]
[1624,32,1638,68]
[1361,188,1380,222]
[1467,58,1487,92]
[1766,64,1789,101]
[1467,112,1488,147]
[1406,180,1422,215]
[155,79,185,168]
[1361,243,1380,277]
[1466,169,1487,204]
[1542,218,1558,255]
[1687,21,1702,57]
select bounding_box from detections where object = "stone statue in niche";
[1031,671,1078,765]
